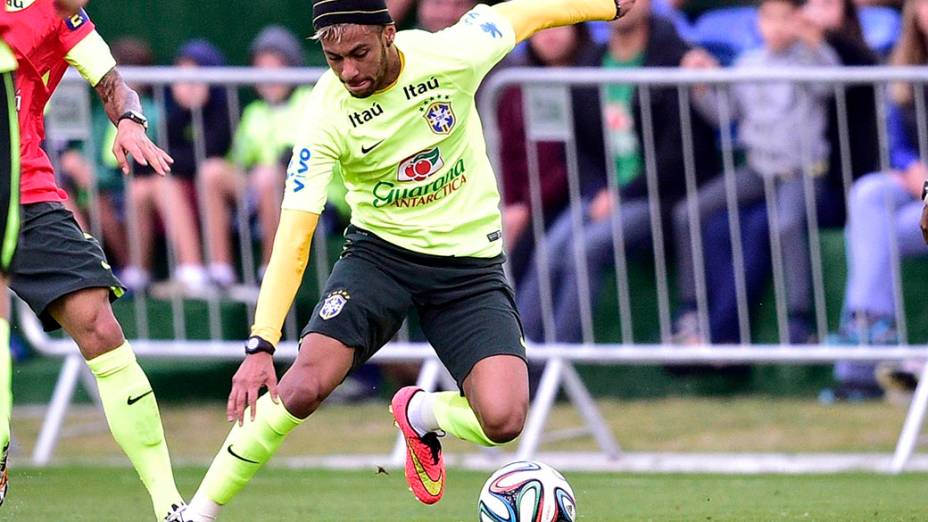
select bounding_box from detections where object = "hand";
[227,352,279,425]
[60,150,93,189]
[681,48,718,70]
[54,0,88,17]
[588,189,615,222]
[793,9,825,47]
[112,119,173,176]
[681,48,718,96]
[898,162,928,198]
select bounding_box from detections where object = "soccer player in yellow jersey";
[187,0,633,518]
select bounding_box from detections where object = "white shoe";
[118,265,151,292]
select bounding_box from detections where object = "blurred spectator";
[153,39,232,295]
[387,0,475,32]
[673,0,839,345]
[805,0,882,196]
[828,0,928,399]
[496,24,599,284]
[57,38,161,291]
[201,26,313,286]
[517,1,719,343]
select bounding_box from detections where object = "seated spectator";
[387,0,475,32]
[517,0,718,343]
[202,26,313,286]
[144,39,231,295]
[829,0,928,399]
[496,24,598,285]
[57,38,161,291]
[805,0,881,196]
[674,0,840,345]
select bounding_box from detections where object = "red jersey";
[6,0,115,204]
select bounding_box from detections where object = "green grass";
[2,467,927,521]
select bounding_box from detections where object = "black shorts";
[0,71,19,273]
[10,202,125,331]
[303,226,526,389]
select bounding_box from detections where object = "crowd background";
[32,0,928,404]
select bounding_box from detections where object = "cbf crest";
[419,95,456,135]
[319,289,350,320]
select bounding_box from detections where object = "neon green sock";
[198,394,302,505]
[86,342,182,519]
[0,319,10,454]
[432,392,498,447]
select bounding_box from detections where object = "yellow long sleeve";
[492,0,620,43]
[250,209,319,346]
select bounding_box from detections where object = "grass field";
[4,398,928,520]
[2,467,927,520]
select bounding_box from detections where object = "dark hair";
[759,0,803,9]
[111,37,154,66]
[832,0,866,46]
[525,23,593,67]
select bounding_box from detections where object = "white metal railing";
[19,66,928,472]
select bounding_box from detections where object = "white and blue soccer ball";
[478,460,577,522]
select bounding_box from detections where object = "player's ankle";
[407,390,440,437]
[188,493,221,521]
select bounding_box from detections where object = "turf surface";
[2,467,926,521]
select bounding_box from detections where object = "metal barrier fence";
[19,66,928,473]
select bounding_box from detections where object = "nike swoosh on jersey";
[227,445,260,464]
[361,140,385,154]
[408,446,443,496]
[126,390,154,405]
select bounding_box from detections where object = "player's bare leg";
[49,288,185,520]
[189,334,354,521]
[391,355,528,503]
[248,164,284,269]
[200,159,238,286]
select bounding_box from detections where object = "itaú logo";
[397,147,444,182]
[5,0,36,12]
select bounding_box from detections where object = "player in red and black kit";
[2,2,189,520]
[0,4,22,508]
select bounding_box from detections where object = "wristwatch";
[118,110,149,130]
[245,336,276,356]
[923,179,928,205]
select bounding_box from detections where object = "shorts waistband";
[343,225,506,269]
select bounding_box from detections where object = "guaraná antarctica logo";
[397,147,445,182]
[373,158,467,209]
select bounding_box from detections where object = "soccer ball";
[477,460,577,522]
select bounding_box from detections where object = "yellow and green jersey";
[282,4,516,258]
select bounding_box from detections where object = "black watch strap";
[245,336,276,356]
[922,180,928,205]
[118,110,148,130]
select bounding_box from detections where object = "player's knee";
[201,159,229,186]
[78,306,125,357]
[481,405,527,444]
[279,375,327,419]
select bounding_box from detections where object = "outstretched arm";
[94,69,174,175]
[229,208,319,423]
[250,209,320,346]
[492,0,629,43]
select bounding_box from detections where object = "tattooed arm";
[95,68,173,175]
